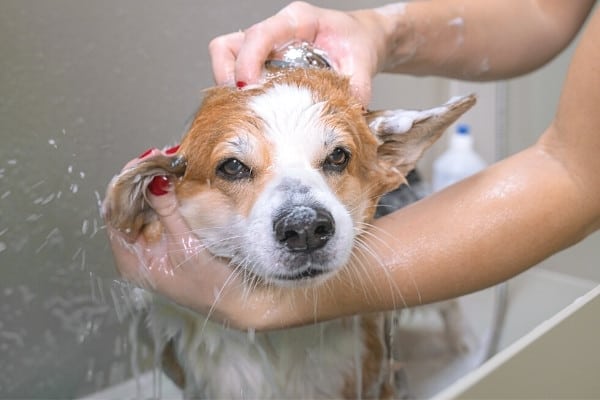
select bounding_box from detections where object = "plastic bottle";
[432,123,487,192]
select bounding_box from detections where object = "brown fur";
[342,315,395,399]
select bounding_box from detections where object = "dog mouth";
[273,267,327,281]
[233,187,355,287]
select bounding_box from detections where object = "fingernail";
[148,175,171,196]
[138,148,153,159]
[165,144,180,155]
[236,81,247,89]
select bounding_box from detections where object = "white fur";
[146,303,365,399]
[240,84,355,283]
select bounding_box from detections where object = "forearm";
[257,142,598,330]
[371,0,595,80]
[241,7,600,330]
[365,145,599,308]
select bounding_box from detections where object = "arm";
[209,0,595,103]
[379,0,595,79]
[240,6,600,329]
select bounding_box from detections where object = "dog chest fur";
[146,302,383,399]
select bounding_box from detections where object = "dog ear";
[366,94,476,176]
[102,153,187,242]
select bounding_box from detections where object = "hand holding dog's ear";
[102,148,187,242]
[105,192,278,330]
[102,150,256,325]
[102,148,194,280]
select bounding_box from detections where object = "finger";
[347,69,373,106]
[235,6,319,84]
[146,183,188,233]
[106,226,154,286]
[146,184,208,266]
[333,48,374,106]
[209,31,245,86]
[145,186,237,304]
[121,148,158,169]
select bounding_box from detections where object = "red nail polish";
[148,175,170,196]
[138,148,153,159]
[236,81,247,89]
[165,144,180,155]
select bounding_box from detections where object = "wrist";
[346,7,399,76]
[211,283,298,331]
[369,3,418,73]
[219,282,346,331]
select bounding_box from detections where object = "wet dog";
[103,66,475,398]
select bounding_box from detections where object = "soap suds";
[374,2,407,17]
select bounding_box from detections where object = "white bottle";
[432,123,487,192]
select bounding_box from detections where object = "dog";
[103,65,475,398]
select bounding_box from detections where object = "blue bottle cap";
[456,123,470,135]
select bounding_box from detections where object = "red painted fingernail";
[165,144,180,154]
[236,81,247,89]
[148,175,171,196]
[138,148,153,159]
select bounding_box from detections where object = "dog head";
[104,68,474,286]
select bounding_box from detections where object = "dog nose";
[274,206,335,252]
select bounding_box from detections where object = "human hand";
[102,148,275,327]
[209,1,394,105]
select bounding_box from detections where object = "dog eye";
[323,147,350,172]
[217,158,252,180]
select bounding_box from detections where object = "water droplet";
[247,328,256,343]
[33,193,55,205]
[26,213,42,222]
[0,331,25,347]
[80,249,86,270]
[48,139,58,148]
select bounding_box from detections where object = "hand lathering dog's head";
[104,69,475,286]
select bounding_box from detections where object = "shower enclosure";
[1,1,598,398]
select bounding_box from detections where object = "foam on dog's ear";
[102,154,187,242]
[366,94,476,176]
